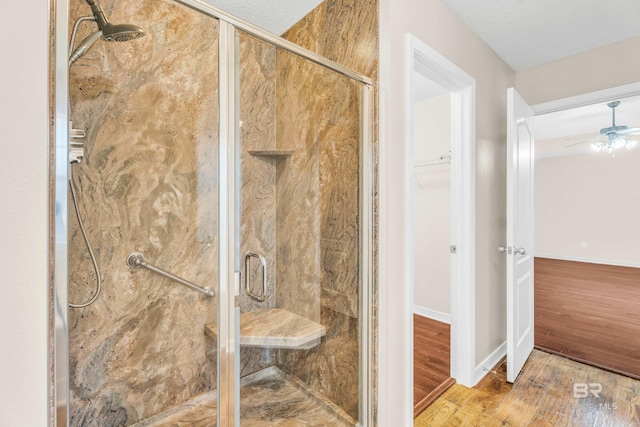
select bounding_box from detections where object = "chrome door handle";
[514,247,527,255]
[244,252,266,302]
[498,246,507,254]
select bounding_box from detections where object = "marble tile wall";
[275,0,379,420]
[237,32,279,377]
[68,0,220,424]
[238,33,277,314]
[274,51,361,417]
[273,51,323,325]
[281,0,378,319]
[270,53,361,414]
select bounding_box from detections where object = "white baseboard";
[474,341,507,385]
[413,306,451,324]
[534,254,640,269]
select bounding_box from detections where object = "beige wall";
[535,150,640,267]
[413,94,451,315]
[516,35,640,105]
[379,0,515,422]
[0,1,49,425]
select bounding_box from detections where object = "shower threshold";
[132,366,357,426]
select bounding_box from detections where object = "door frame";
[404,34,477,397]
[502,81,640,381]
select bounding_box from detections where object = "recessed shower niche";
[60,0,374,425]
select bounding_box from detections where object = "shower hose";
[68,176,103,308]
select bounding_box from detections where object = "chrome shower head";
[69,0,145,65]
[85,0,146,41]
[101,23,146,42]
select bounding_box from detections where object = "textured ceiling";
[204,0,324,35]
[441,0,640,71]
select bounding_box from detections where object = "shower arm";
[69,31,103,66]
[126,252,215,298]
[69,16,97,53]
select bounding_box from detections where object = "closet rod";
[414,155,452,168]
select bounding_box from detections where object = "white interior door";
[506,87,535,383]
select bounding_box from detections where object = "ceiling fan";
[565,100,640,154]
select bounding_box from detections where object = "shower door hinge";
[450,245,457,254]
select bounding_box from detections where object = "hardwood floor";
[414,314,454,417]
[415,349,640,426]
[535,257,640,379]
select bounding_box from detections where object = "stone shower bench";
[204,308,326,350]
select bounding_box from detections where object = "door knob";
[514,247,527,255]
[498,246,507,253]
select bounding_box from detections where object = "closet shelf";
[414,154,452,168]
[204,308,326,350]
[247,149,295,158]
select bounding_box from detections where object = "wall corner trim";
[413,305,451,324]
[473,341,507,386]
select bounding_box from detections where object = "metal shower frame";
[52,0,375,425]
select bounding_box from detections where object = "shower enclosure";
[53,0,373,425]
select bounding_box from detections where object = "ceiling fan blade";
[564,140,598,148]
[562,134,601,142]
[615,127,640,135]
[563,135,604,147]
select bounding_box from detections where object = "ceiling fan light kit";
[590,101,640,155]
[591,139,637,154]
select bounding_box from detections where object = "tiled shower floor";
[132,367,356,426]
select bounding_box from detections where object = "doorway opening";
[505,82,640,382]
[411,89,455,415]
[405,34,476,417]
[532,89,640,380]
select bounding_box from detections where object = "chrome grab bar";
[126,252,215,298]
[244,252,266,302]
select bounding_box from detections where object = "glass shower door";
[232,28,366,426]
[62,1,372,425]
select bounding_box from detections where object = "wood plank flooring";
[415,349,640,427]
[534,257,640,379]
[414,314,454,417]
